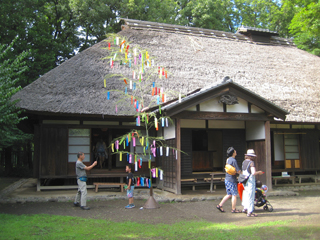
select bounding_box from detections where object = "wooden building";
[12,19,320,193]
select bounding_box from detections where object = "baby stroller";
[255,181,273,212]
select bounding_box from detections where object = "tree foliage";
[0,39,32,148]
[289,0,320,56]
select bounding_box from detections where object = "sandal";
[247,212,258,217]
[216,205,225,213]
[231,209,241,213]
[242,209,247,214]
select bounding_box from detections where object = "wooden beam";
[173,111,273,121]
[265,121,272,190]
[176,118,181,194]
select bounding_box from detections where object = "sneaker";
[73,202,80,207]
[80,206,90,210]
[125,204,133,209]
[130,204,135,208]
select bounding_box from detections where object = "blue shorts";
[127,186,134,198]
[225,180,238,196]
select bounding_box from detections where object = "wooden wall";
[40,125,68,177]
[300,130,320,170]
[247,140,266,184]
[158,139,177,193]
[222,129,246,169]
[181,129,193,176]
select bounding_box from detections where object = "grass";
[1,214,319,240]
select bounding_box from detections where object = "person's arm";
[84,161,97,171]
[251,167,263,176]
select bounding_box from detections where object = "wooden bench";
[181,172,225,192]
[93,182,126,193]
[295,175,320,184]
[272,176,295,186]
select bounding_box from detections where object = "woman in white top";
[241,149,264,217]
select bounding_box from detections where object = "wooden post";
[176,118,181,194]
[265,121,272,190]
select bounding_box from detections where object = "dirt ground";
[1,190,320,226]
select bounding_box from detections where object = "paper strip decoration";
[104,79,106,88]
[166,147,169,156]
[148,159,151,169]
[107,92,110,100]
[131,95,133,104]
[160,146,163,156]
[134,48,137,56]
[113,53,117,60]
[111,143,114,152]
[176,150,178,160]
[165,71,167,78]
[155,117,158,129]
[139,158,142,168]
[157,96,159,105]
[166,118,168,127]
[162,94,164,102]
[134,57,137,65]
[133,83,136,90]
[141,177,144,186]
[160,170,163,180]
[116,37,119,45]
[115,105,117,113]
[124,79,127,84]
[152,88,154,96]
[115,140,119,151]
[156,168,158,178]
[162,118,164,127]
[135,160,138,171]
[129,154,132,163]
[141,137,144,146]
[159,105,161,114]
[125,87,127,94]
[133,71,135,79]
[120,152,122,161]
[129,60,131,68]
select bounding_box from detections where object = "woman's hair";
[227,147,235,157]
[245,155,255,160]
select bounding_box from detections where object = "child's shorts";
[127,186,134,198]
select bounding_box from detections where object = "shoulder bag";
[225,158,236,175]
[238,161,251,184]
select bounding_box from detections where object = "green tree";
[0,39,31,148]
[120,0,179,24]
[177,0,236,31]
[289,0,320,56]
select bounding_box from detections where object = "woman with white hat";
[241,149,264,217]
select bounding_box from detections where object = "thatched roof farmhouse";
[12,19,320,193]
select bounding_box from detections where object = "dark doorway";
[192,130,223,172]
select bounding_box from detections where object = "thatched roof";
[13,19,320,122]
